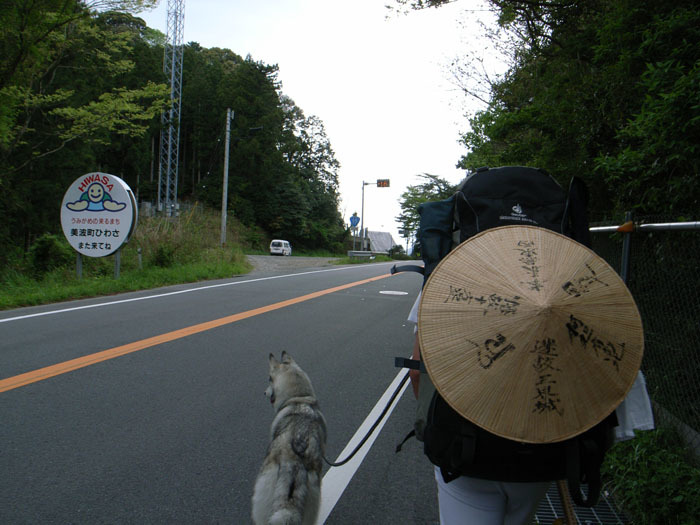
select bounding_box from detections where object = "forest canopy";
[395,0,699,235]
[4,0,698,260]
[0,0,346,262]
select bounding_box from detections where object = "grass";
[602,426,700,524]
[0,207,255,310]
[0,251,251,310]
[0,207,399,310]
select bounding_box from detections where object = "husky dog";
[252,352,327,525]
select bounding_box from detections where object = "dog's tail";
[269,461,320,525]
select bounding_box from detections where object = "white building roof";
[367,231,397,252]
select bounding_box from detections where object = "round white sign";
[60,172,137,257]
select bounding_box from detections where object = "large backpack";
[394,166,614,508]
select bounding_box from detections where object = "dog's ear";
[269,353,279,367]
[281,351,293,364]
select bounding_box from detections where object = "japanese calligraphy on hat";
[418,225,644,444]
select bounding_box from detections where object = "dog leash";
[323,370,410,467]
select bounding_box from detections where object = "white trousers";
[435,467,550,525]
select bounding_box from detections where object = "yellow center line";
[0,273,393,394]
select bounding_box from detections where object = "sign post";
[360,179,389,251]
[60,172,138,277]
[221,108,233,247]
[350,213,360,250]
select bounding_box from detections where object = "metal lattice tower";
[157,0,185,216]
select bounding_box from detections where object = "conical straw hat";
[418,225,644,444]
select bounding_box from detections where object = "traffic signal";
[376,179,390,187]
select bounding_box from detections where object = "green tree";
[278,96,345,248]
[0,1,164,169]
[224,58,286,227]
[0,1,167,259]
[394,0,700,218]
[0,2,349,261]
[92,11,167,201]
[396,173,455,240]
[593,4,700,215]
[174,47,344,251]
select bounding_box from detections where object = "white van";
[269,239,292,256]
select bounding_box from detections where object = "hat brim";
[418,226,644,444]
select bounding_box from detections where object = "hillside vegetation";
[1,1,347,270]
[0,207,256,310]
[396,0,699,234]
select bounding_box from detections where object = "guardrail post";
[620,211,633,285]
[114,248,121,279]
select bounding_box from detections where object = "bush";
[603,427,700,524]
[151,242,178,268]
[28,234,74,275]
[244,229,266,251]
[388,245,412,260]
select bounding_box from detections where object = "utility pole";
[221,109,233,247]
[360,181,371,250]
[360,179,390,251]
[157,0,185,216]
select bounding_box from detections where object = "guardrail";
[590,216,699,460]
[590,220,700,233]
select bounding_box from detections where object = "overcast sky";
[138,0,504,246]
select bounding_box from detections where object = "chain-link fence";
[591,217,700,456]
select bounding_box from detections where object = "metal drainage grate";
[534,484,628,524]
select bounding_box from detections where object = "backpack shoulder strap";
[394,357,426,372]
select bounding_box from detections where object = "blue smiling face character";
[86,183,106,210]
[66,182,126,212]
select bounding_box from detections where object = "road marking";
[0,263,395,324]
[0,273,392,393]
[317,370,410,524]
[379,290,409,295]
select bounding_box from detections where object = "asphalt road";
[0,260,438,524]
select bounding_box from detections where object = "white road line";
[317,370,410,524]
[0,264,395,324]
